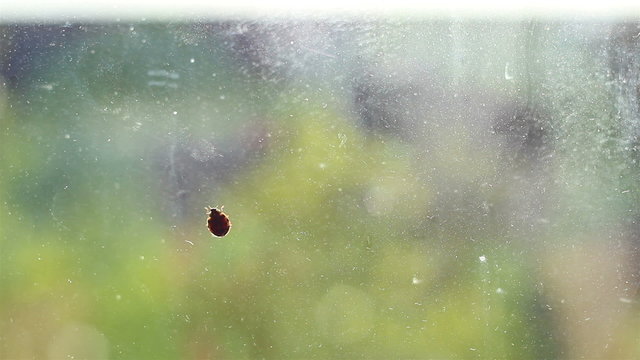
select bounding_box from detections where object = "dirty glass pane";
[1,13,640,360]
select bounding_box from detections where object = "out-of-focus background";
[1,6,640,359]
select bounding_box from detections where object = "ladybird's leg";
[205,206,212,213]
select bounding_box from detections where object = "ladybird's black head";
[206,206,225,215]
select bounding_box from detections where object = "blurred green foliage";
[1,22,639,359]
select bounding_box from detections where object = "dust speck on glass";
[1,19,639,359]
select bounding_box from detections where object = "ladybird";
[205,206,231,237]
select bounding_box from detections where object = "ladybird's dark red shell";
[207,208,231,237]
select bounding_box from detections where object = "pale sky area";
[2,0,640,21]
